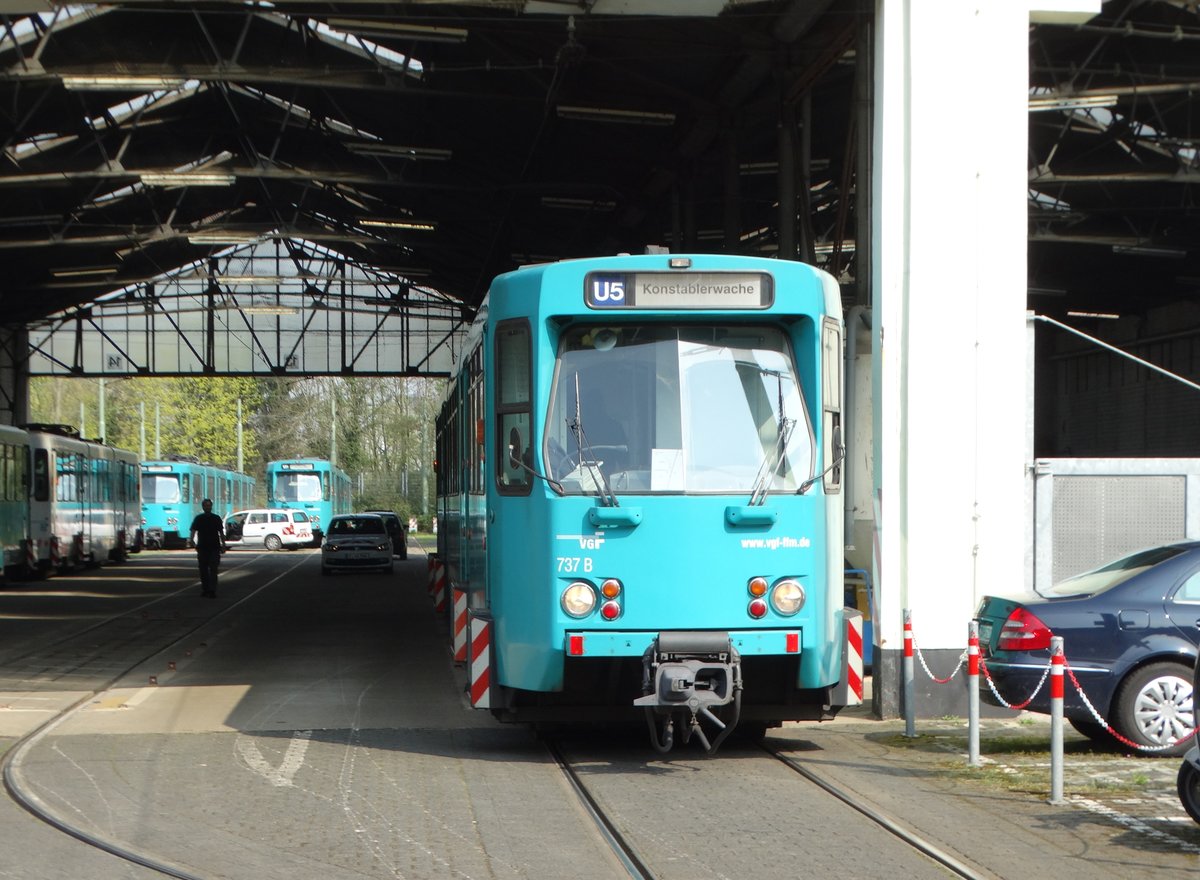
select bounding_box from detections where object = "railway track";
[0,551,308,880]
[546,736,991,880]
[763,746,987,880]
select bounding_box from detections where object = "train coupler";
[634,631,743,755]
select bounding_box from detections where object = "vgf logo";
[589,274,627,307]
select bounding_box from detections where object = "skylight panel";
[307,19,423,74]
[8,5,106,45]
[1029,189,1071,212]
[326,118,384,142]
[6,133,76,163]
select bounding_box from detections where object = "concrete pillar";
[870,0,1099,718]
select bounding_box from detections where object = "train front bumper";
[564,628,800,658]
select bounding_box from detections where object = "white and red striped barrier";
[428,560,447,614]
[469,614,491,708]
[845,613,864,705]
[452,588,467,664]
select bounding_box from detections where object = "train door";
[55,446,84,564]
[29,443,51,569]
[489,320,536,669]
[465,346,487,606]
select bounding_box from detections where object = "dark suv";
[362,510,407,560]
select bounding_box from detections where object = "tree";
[29,373,446,517]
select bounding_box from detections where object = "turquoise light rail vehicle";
[140,457,256,548]
[435,253,862,753]
[265,458,351,542]
[0,424,142,580]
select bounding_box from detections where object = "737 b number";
[557,556,594,573]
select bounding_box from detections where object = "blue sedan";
[977,542,1200,756]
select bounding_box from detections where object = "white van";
[225,509,314,550]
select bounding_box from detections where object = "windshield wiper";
[746,366,793,506]
[748,415,794,506]
[569,374,620,508]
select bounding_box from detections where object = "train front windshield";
[142,474,181,504]
[273,473,323,502]
[545,324,814,494]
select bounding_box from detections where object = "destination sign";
[141,465,174,473]
[280,462,315,471]
[585,272,772,310]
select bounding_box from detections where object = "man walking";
[189,498,227,598]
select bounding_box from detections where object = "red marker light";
[748,599,767,619]
[600,601,621,620]
[786,632,799,653]
[569,635,585,655]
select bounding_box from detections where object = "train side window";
[33,449,49,501]
[821,317,843,494]
[496,319,532,495]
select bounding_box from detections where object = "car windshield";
[544,323,813,495]
[329,517,384,535]
[1043,544,1192,597]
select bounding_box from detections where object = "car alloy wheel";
[1113,661,1194,756]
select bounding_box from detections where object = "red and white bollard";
[1049,635,1065,804]
[968,620,980,766]
[903,609,915,737]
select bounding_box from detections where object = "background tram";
[265,458,351,542]
[0,424,144,579]
[0,424,31,580]
[435,253,859,752]
[140,457,256,548]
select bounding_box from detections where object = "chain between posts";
[904,611,1198,803]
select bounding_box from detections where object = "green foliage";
[29,374,444,517]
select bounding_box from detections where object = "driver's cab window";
[496,319,532,494]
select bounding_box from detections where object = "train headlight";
[770,579,806,616]
[561,582,597,618]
